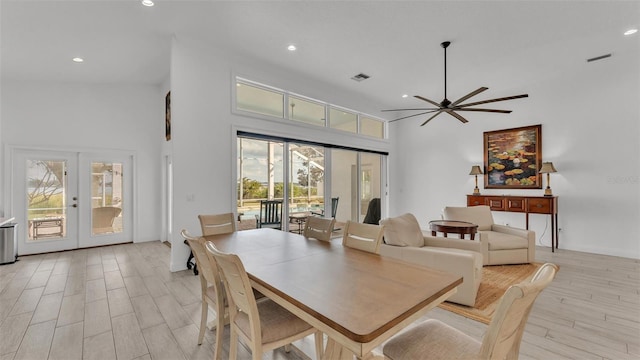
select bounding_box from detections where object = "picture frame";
[165,91,171,141]
[484,124,542,189]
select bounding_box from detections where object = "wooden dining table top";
[204,228,462,355]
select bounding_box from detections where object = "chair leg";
[314,331,324,360]
[229,328,238,360]
[186,251,194,269]
[197,300,207,345]
[213,306,224,360]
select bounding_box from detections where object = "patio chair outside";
[255,200,283,230]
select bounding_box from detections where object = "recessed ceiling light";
[624,28,638,36]
[72,57,84,63]
[402,94,409,98]
[287,45,297,51]
[141,0,154,7]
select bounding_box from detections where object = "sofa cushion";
[443,206,494,231]
[482,231,528,250]
[380,213,424,248]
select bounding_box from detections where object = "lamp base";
[473,187,481,195]
[544,188,553,196]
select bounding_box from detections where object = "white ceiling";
[2,0,638,111]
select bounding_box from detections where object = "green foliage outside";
[238,177,318,203]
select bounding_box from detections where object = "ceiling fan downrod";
[441,41,451,108]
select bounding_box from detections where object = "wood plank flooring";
[0,241,638,359]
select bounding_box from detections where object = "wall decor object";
[484,124,541,189]
[165,91,171,141]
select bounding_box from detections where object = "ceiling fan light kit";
[383,41,528,126]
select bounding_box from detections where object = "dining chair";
[199,213,236,235]
[205,242,323,360]
[342,220,384,254]
[181,229,226,360]
[255,200,283,230]
[383,262,559,360]
[303,216,336,242]
[187,213,238,275]
[311,197,340,218]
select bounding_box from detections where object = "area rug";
[438,262,545,324]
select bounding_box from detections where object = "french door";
[11,148,133,255]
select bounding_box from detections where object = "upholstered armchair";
[443,205,535,265]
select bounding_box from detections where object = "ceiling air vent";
[586,53,612,63]
[351,73,370,82]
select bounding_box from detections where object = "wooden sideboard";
[467,195,559,252]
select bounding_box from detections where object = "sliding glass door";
[237,135,385,231]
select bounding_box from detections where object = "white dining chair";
[342,220,384,254]
[383,263,558,360]
[303,216,336,242]
[206,241,323,360]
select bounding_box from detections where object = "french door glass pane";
[91,162,123,235]
[26,160,67,240]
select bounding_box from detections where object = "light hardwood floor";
[0,241,638,360]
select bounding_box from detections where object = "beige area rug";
[438,262,546,324]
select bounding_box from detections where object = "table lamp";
[539,162,557,196]
[469,165,483,195]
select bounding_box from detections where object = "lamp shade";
[539,162,557,174]
[469,165,483,175]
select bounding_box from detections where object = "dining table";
[204,228,462,359]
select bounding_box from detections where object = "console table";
[467,195,559,252]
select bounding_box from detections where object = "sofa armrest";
[380,244,482,307]
[491,224,536,262]
[421,233,482,253]
[491,224,532,239]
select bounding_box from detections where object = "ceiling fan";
[383,41,528,126]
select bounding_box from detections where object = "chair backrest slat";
[342,221,384,254]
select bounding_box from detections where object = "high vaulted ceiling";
[2,1,638,112]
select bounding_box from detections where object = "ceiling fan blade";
[389,110,440,123]
[458,94,529,108]
[444,110,469,123]
[454,108,512,114]
[414,95,442,107]
[451,87,489,106]
[381,107,440,112]
[420,110,444,126]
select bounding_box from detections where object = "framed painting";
[484,124,542,189]
[165,91,171,141]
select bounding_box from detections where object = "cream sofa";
[442,205,535,265]
[379,213,483,307]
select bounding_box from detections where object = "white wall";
[168,37,390,270]
[388,43,640,259]
[1,80,163,243]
